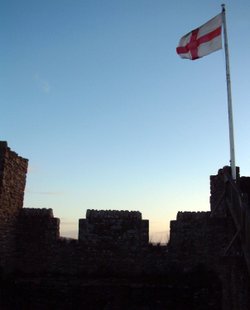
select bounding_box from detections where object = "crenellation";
[0,143,250,309]
[86,209,142,220]
[79,209,148,248]
[18,208,60,242]
[176,211,211,221]
[21,207,54,218]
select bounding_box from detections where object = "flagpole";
[221,4,236,180]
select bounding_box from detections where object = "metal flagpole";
[221,4,236,180]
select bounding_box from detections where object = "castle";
[0,141,250,309]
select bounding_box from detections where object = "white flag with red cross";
[176,13,222,60]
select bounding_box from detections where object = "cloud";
[26,190,65,196]
[34,73,51,93]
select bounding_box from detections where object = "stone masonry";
[79,209,149,249]
[0,142,28,270]
[0,141,250,309]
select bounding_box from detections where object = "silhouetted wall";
[79,209,148,248]
[0,142,28,270]
[0,142,250,309]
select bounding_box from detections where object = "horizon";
[2,0,250,242]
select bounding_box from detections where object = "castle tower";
[0,142,28,269]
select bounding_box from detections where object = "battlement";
[176,211,211,221]
[0,143,250,309]
[21,208,54,218]
[86,209,142,220]
[18,208,60,241]
[79,209,148,247]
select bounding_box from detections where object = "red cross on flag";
[176,13,222,60]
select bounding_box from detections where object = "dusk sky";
[2,0,250,242]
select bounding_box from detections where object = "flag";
[176,13,222,60]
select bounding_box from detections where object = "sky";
[1,0,250,242]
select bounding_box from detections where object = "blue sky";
[1,0,250,242]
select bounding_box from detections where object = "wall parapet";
[1,142,250,309]
[86,209,142,220]
[21,208,54,218]
[176,211,211,221]
[79,209,148,247]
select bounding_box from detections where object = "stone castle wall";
[79,209,149,249]
[0,142,250,309]
[169,211,232,265]
[0,142,28,270]
[14,208,149,274]
[15,208,60,272]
